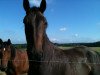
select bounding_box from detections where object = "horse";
[86,49,100,75]
[23,0,100,75]
[0,39,3,66]
[0,39,29,75]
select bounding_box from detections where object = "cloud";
[71,34,79,38]
[29,0,53,7]
[29,0,41,7]
[60,27,67,31]
[50,38,59,43]
[74,34,79,37]
[48,36,98,43]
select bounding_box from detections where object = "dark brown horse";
[23,0,100,75]
[86,49,100,75]
[0,39,29,75]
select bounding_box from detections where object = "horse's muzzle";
[0,67,7,72]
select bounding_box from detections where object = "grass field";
[89,47,100,52]
[59,46,100,52]
[0,71,6,75]
[0,47,100,75]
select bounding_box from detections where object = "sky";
[0,0,100,44]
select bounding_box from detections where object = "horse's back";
[62,46,92,75]
[40,46,91,75]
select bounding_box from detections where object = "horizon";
[0,0,100,44]
[13,41,100,44]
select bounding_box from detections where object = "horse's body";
[0,39,29,75]
[23,0,100,75]
[40,45,91,75]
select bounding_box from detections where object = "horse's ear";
[8,39,11,45]
[0,39,3,44]
[23,0,30,14]
[39,0,46,13]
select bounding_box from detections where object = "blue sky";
[0,0,100,44]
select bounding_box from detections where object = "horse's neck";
[43,34,57,50]
[27,34,59,60]
[42,34,61,58]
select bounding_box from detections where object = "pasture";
[89,47,100,52]
[0,47,100,75]
[0,71,27,75]
[59,46,100,52]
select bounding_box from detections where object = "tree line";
[13,41,100,49]
[54,41,100,47]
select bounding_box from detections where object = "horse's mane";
[10,45,16,60]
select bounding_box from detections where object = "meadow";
[59,46,100,52]
[89,47,100,52]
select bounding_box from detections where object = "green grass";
[89,47,100,52]
[0,71,6,75]
[0,71,27,75]
[59,46,100,52]
[59,47,72,50]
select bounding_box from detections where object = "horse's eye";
[3,48,6,51]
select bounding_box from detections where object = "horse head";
[0,39,15,71]
[23,0,47,53]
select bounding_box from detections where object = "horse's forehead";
[30,12,43,19]
[24,13,36,23]
[3,42,8,46]
[24,12,45,25]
